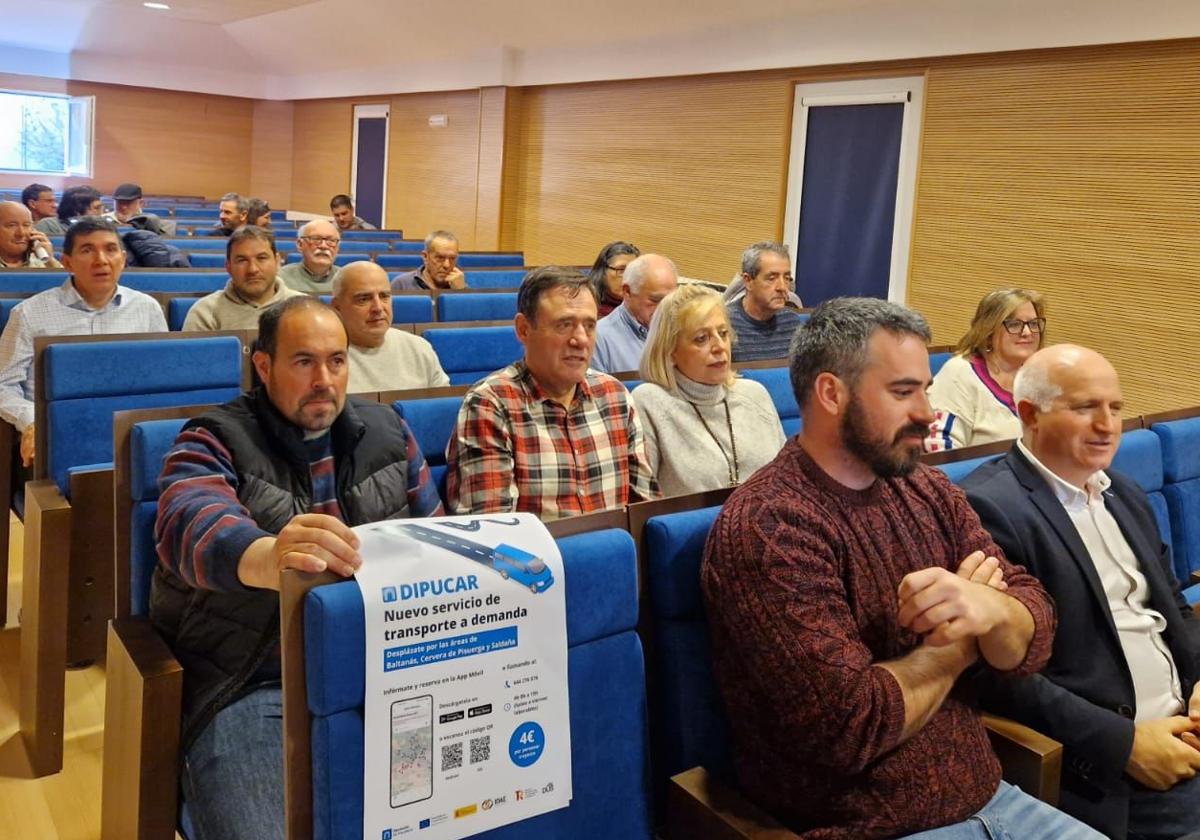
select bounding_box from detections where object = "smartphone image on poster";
[390,695,433,808]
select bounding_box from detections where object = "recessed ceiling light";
[143,2,170,8]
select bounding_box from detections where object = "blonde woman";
[631,285,786,497]
[925,288,1047,451]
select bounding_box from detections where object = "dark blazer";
[962,445,1200,840]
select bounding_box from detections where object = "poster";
[354,513,572,840]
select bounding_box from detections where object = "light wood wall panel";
[250,99,295,210]
[910,40,1200,415]
[289,98,358,216]
[499,75,796,280]
[0,73,254,198]
[385,90,482,245]
[473,86,508,250]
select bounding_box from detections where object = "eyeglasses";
[299,236,340,246]
[1001,317,1046,335]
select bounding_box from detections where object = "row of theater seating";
[34,247,526,270]
[50,234,423,250]
[114,403,1200,838]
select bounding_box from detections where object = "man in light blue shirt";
[591,254,678,373]
[0,217,168,466]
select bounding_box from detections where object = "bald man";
[591,253,678,373]
[963,344,1200,840]
[330,261,448,393]
[278,219,342,294]
[0,201,60,269]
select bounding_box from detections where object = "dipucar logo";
[382,586,397,603]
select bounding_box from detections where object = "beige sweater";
[347,328,450,394]
[182,280,305,331]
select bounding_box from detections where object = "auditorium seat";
[463,270,526,289]
[1150,415,1200,584]
[737,366,801,437]
[392,396,462,503]
[316,294,435,324]
[1110,428,1174,571]
[303,526,652,839]
[284,253,370,267]
[436,292,519,322]
[422,325,523,385]
[929,349,954,376]
[458,253,525,268]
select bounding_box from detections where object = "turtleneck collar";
[674,370,726,406]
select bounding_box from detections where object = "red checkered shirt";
[446,361,659,519]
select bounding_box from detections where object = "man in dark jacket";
[964,344,1200,840]
[150,296,443,840]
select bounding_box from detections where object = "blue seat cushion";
[1153,417,1200,483]
[645,507,721,619]
[1163,481,1200,582]
[464,270,525,290]
[306,529,638,717]
[375,254,422,270]
[0,272,69,293]
[120,273,227,294]
[44,336,243,400]
[423,326,522,385]
[131,418,191,501]
[737,367,799,434]
[458,254,524,268]
[393,398,462,467]
[929,351,953,377]
[316,295,433,324]
[437,293,518,323]
[168,298,200,330]
[937,454,1001,486]
[1110,429,1163,493]
[311,632,650,840]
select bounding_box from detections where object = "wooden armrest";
[100,617,183,840]
[982,713,1062,806]
[67,467,116,665]
[667,766,799,840]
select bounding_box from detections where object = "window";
[0,90,94,176]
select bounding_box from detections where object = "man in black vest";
[150,296,443,840]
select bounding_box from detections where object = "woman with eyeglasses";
[586,241,640,318]
[925,288,1047,451]
[631,285,786,497]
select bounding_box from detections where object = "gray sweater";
[631,373,786,497]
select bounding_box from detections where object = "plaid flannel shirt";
[446,361,659,520]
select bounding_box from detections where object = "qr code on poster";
[470,735,491,764]
[441,742,463,771]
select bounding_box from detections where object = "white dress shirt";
[1019,440,1183,721]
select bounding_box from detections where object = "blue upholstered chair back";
[285,253,366,267]
[0,272,69,293]
[184,253,226,269]
[437,292,518,323]
[375,254,422,270]
[423,326,523,386]
[167,297,199,331]
[119,273,228,294]
[642,505,734,781]
[464,270,525,290]
[390,241,423,252]
[738,366,801,437]
[458,254,524,268]
[304,528,651,840]
[127,418,190,615]
[935,453,1001,485]
[929,350,953,377]
[392,398,463,504]
[43,336,244,496]
[1150,418,1200,584]
[1110,428,1177,579]
[316,295,434,325]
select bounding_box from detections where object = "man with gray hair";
[391,230,466,291]
[206,192,249,237]
[963,344,1200,840]
[702,298,1094,838]
[590,253,678,373]
[726,241,805,362]
[278,219,343,294]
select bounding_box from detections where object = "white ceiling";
[3,0,1200,101]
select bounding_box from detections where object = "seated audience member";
[39,185,103,235]
[702,297,1099,839]
[963,344,1200,840]
[0,218,167,466]
[330,194,377,231]
[278,220,342,294]
[726,241,804,362]
[925,288,1046,452]
[591,254,678,373]
[0,201,62,268]
[446,266,658,519]
[391,230,465,291]
[246,198,273,229]
[330,262,449,392]
[21,183,57,229]
[586,241,640,318]
[151,297,442,840]
[183,226,304,331]
[205,192,249,237]
[631,285,785,496]
[105,182,168,234]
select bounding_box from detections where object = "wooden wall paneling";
[909,39,1200,416]
[289,98,358,216]
[385,90,482,246]
[0,73,254,198]
[497,74,796,282]
[250,99,295,210]
[474,86,508,251]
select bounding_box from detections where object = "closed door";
[352,104,389,228]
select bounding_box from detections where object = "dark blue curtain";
[354,118,387,228]
[796,103,903,305]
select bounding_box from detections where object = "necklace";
[688,398,740,486]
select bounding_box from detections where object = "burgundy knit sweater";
[701,440,1056,839]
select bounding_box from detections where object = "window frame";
[0,88,95,178]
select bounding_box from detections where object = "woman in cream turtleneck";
[631,285,786,497]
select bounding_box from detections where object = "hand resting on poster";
[238,512,363,590]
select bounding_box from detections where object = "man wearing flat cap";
[105,183,169,235]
